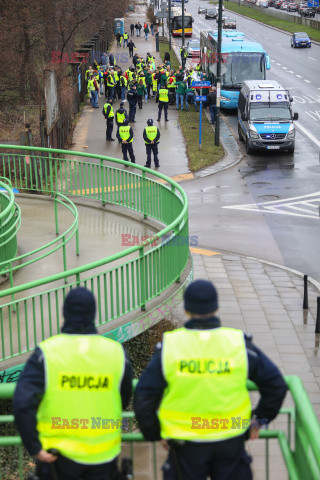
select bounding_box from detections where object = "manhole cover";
[258,195,279,201]
[251,182,271,187]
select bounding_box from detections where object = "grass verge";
[178,110,224,171]
[210,1,320,42]
[158,37,225,171]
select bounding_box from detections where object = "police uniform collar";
[184,316,221,330]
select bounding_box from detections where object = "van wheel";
[288,146,294,155]
[246,138,253,154]
[238,124,244,142]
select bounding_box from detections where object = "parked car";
[205,8,217,18]
[274,0,284,8]
[223,17,237,28]
[298,2,307,13]
[187,39,200,57]
[287,2,298,11]
[300,7,315,16]
[280,2,289,9]
[268,0,276,6]
[291,32,311,48]
[216,13,227,22]
[198,6,207,14]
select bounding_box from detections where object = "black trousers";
[157,102,168,120]
[106,118,114,140]
[146,144,159,167]
[121,143,135,163]
[37,456,117,480]
[162,436,252,480]
[137,94,143,109]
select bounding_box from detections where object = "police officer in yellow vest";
[156,86,169,122]
[14,287,132,480]
[102,100,115,141]
[115,102,128,128]
[143,119,160,168]
[134,279,287,480]
[116,120,136,164]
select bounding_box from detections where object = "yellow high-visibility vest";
[158,89,169,103]
[103,103,114,118]
[145,126,158,143]
[158,327,251,441]
[37,334,125,464]
[119,126,133,143]
[116,111,126,124]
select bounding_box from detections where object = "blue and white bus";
[200,30,270,109]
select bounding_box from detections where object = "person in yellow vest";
[13,287,133,479]
[134,279,287,480]
[103,100,115,141]
[115,102,129,129]
[116,120,136,164]
[143,119,160,168]
[156,86,169,122]
[123,31,129,47]
[107,70,116,102]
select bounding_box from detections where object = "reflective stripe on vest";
[145,126,158,143]
[158,327,251,441]
[158,89,169,102]
[119,126,132,143]
[116,111,126,124]
[37,334,125,464]
[103,104,114,118]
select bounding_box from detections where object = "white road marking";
[296,75,302,78]
[295,121,320,149]
[271,59,276,63]
[304,79,311,83]
[282,66,287,70]
[308,56,316,61]
[276,43,281,46]
[276,63,281,66]
[223,192,320,219]
[288,70,294,73]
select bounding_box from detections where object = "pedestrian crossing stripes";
[223,192,320,219]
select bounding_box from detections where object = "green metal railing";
[0,145,190,364]
[0,376,319,479]
[0,178,21,267]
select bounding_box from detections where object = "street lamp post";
[182,0,185,47]
[214,0,223,146]
[168,0,171,50]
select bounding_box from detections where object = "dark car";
[300,6,315,16]
[274,0,284,8]
[198,6,207,14]
[205,8,217,18]
[287,2,298,11]
[291,32,311,48]
[223,17,237,28]
[298,2,307,13]
[268,0,276,6]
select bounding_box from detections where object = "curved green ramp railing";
[0,376,319,480]
[0,145,190,366]
[0,178,21,267]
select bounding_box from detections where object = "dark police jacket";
[13,327,133,456]
[127,88,138,105]
[133,316,287,442]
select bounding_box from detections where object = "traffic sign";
[192,81,211,88]
[308,0,319,6]
[195,95,207,101]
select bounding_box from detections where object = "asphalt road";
[171,3,320,280]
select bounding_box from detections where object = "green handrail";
[0,376,319,480]
[0,179,21,269]
[0,145,190,364]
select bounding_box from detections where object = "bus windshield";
[222,52,266,88]
[249,102,292,121]
[172,16,192,29]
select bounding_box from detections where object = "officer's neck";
[184,316,221,330]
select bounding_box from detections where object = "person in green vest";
[136,79,147,109]
[134,279,287,480]
[13,287,133,479]
[180,46,188,69]
[175,80,187,111]
[143,119,161,168]
[102,100,115,141]
[156,86,169,121]
[116,120,136,164]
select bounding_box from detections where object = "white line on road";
[296,75,302,78]
[308,56,316,61]
[295,121,320,149]
[276,43,281,46]
[282,66,288,70]
[271,59,276,63]
[304,79,311,83]
[288,70,294,74]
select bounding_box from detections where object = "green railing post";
[54,194,59,235]
[62,235,67,283]
[9,262,16,312]
[139,247,146,311]
[49,152,54,195]
[142,171,147,220]
[100,159,106,206]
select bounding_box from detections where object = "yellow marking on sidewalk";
[171,173,194,182]
[190,248,221,256]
